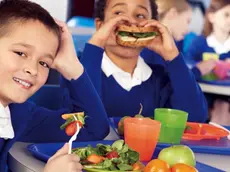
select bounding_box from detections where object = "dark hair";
[203,0,230,36]
[0,0,61,39]
[95,0,158,20]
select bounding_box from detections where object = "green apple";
[158,145,196,167]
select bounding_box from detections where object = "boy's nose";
[129,17,138,25]
[24,62,38,77]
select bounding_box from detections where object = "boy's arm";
[162,53,208,122]
[19,70,110,142]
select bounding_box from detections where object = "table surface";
[8,126,120,172]
[199,83,230,96]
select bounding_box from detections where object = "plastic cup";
[124,118,161,161]
[154,108,188,144]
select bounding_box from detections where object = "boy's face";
[97,0,152,58]
[0,20,59,106]
[209,5,230,34]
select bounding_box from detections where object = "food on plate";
[72,140,145,171]
[144,159,170,172]
[60,112,85,136]
[157,145,196,167]
[116,24,159,48]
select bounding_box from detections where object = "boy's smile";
[0,20,59,106]
[13,77,33,89]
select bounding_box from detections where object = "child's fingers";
[49,143,69,161]
[55,19,70,34]
[139,20,152,27]
[145,20,169,34]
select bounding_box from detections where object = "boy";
[61,0,208,122]
[0,0,109,171]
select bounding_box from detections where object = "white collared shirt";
[102,52,152,91]
[0,103,14,139]
[207,34,230,54]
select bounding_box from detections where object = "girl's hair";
[203,0,230,36]
[95,0,158,20]
[156,0,190,20]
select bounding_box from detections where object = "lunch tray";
[27,140,224,172]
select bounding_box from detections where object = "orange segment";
[144,159,170,172]
[171,163,198,172]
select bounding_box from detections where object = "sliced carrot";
[61,114,72,120]
[87,154,105,164]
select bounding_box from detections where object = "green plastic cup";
[154,108,188,144]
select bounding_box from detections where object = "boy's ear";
[95,18,103,31]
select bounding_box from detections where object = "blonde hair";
[156,0,190,19]
[203,0,230,37]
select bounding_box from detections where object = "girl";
[142,0,193,66]
[61,0,208,122]
[186,0,230,125]
[0,0,109,171]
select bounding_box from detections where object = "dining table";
[8,125,230,172]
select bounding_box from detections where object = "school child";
[0,0,109,171]
[61,0,208,123]
[141,0,193,65]
[186,0,230,125]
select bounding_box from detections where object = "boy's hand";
[139,20,179,61]
[44,143,83,172]
[52,20,84,81]
[89,15,130,48]
[196,59,217,76]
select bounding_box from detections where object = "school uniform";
[61,43,208,123]
[186,35,230,79]
[0,71,110,172]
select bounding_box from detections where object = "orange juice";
[124,118,161,161]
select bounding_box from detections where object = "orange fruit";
[144,159,171,172]
[171,163,198,172]
[133,161,145,171]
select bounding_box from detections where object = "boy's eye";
[39,61,50,68]
[14,51,26,57]
[114,11,123,15]
[136,14,146,19]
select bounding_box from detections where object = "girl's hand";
[89,15,130,49]
[52,20,84,81]
[139,20,179,61]
[44,143,83,172]
[196,59,218,76]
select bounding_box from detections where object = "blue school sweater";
[61,43,208,123]
[0,71,109,172]
[185,35,230,79]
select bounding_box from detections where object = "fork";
[68,115,81,154]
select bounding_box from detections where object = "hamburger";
[116,24,159,48]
